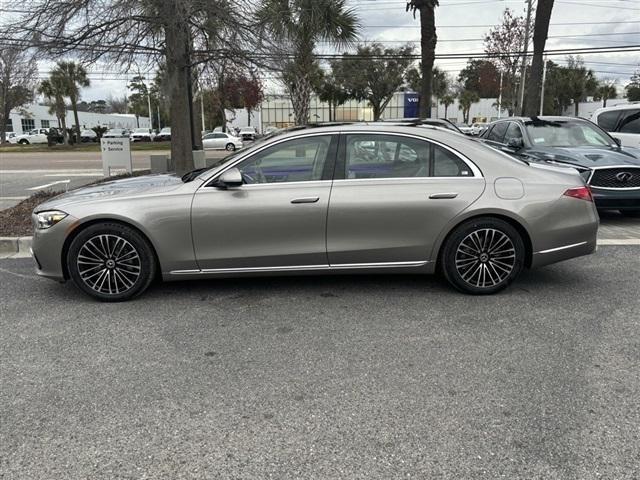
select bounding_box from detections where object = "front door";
[327,133,486,266]
[191,134,338,270]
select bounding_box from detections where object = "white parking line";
[27,180,71,191]
[0,196,28,201]
[598,239,640,245]
[44,173,102,177]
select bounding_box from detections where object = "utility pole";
[540,57,548,115]
[200,91,206,132]
[157,104,161,130]
[498,71,504,119]
[146,77,153,131]
[518,0,533,115]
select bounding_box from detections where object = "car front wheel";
[18,139,29,145]
[225,143,236,151]
[67,223,156,302]
[441,218,525,295]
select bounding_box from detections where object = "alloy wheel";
[455,228,516,288]
[77,234,141,295]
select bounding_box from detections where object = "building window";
[40,120,50,129]
[5,119,12,133]
[21,118,35,132]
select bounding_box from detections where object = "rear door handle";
[291,196,320,204]
[429,193,459,199]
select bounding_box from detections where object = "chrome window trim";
[587,165,640,191]
[536,241,588,255]
[341,130,484,178]
[198,129,484,188]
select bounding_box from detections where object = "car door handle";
[429,193,459,199]
[291,196,320,204]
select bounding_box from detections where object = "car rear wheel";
[225,143,236,151]
[441,218,525,295]
[67,223,156,302]
[18,139,29,145]
[619,209,640,218]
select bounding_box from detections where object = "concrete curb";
[0,236,33,255]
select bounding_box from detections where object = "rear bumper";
[591,187,640,210]
[531,239,597,268]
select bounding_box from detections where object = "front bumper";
[591,187,640,210]
[31,214,79,281]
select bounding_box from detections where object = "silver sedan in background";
[202,131,243,151]
[31,124,598,301]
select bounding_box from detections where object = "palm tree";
[458,90,480,124]
[39,77,69,145]
[594,82,617,107]
[51,61,90,144]
[524,0,555,115]
[406,0,439,118]
[440,93,455,119]
[257,0,358,125]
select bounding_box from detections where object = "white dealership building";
[6,104,150,135]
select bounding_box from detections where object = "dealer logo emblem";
[616,172,633,183]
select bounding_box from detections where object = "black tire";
[18,139,29,145]
[440,217,525,295]
[67,222,156,302]
[225,143,236,151]
[619,209,640,218]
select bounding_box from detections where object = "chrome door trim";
[429,192,459,199]
[537,241,587,254]
[169,260,430,275]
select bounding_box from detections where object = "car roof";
[489,116,591,124]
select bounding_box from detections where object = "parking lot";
[1,246,638,478]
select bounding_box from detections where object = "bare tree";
[0,47,37,142]
[484,9,526,115]
[106,94,129,114]
[6,0,254,174]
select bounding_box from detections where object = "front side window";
[619,109,640,134]
[238,135,333,184]
[503,122,523,144]
[344,134,473,179]
[487,122,508,143]
[596,110,621,132]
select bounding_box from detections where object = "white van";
[591,103,640,148]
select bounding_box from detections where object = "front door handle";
[291,196,320,204]
[429,193,459,199]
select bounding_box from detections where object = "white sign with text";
[101,137,133,176]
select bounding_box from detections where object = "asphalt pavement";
[1,246,639,479]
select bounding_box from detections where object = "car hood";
[528,145,640,168]
[35,174,185,211]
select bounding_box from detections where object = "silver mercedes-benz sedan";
[31,124,599,301]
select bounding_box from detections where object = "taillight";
[563,186,593,202]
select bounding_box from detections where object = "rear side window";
[619,109,640,134]
[596,110,621,132]
[487,122,508,143]
[344,134,473,179]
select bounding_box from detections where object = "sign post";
[101,137,133,177]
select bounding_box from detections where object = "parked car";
[103,129,131,138]
[470,122,488,136]
[480,116,640,216]
[154,127,171,142]
[591,103,640,148]
[130,128,155,142]
[9,128,51,144]
[456,123,473,135]
[4,132,17,143]
[31,123,598,301]
[80,129,98,142]
[239,126,257,141]
[202,132,243,151]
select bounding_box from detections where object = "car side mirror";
[507,138,524,150]
[216,168,243,188]
[613,137,622,147]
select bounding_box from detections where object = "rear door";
[326,133,485,266]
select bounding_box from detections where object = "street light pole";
[146,77,152,130]
[518,0,533,115]
[540,57,548,115]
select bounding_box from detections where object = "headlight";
[35,210,68,229]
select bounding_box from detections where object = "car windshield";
[525,119,615,148]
